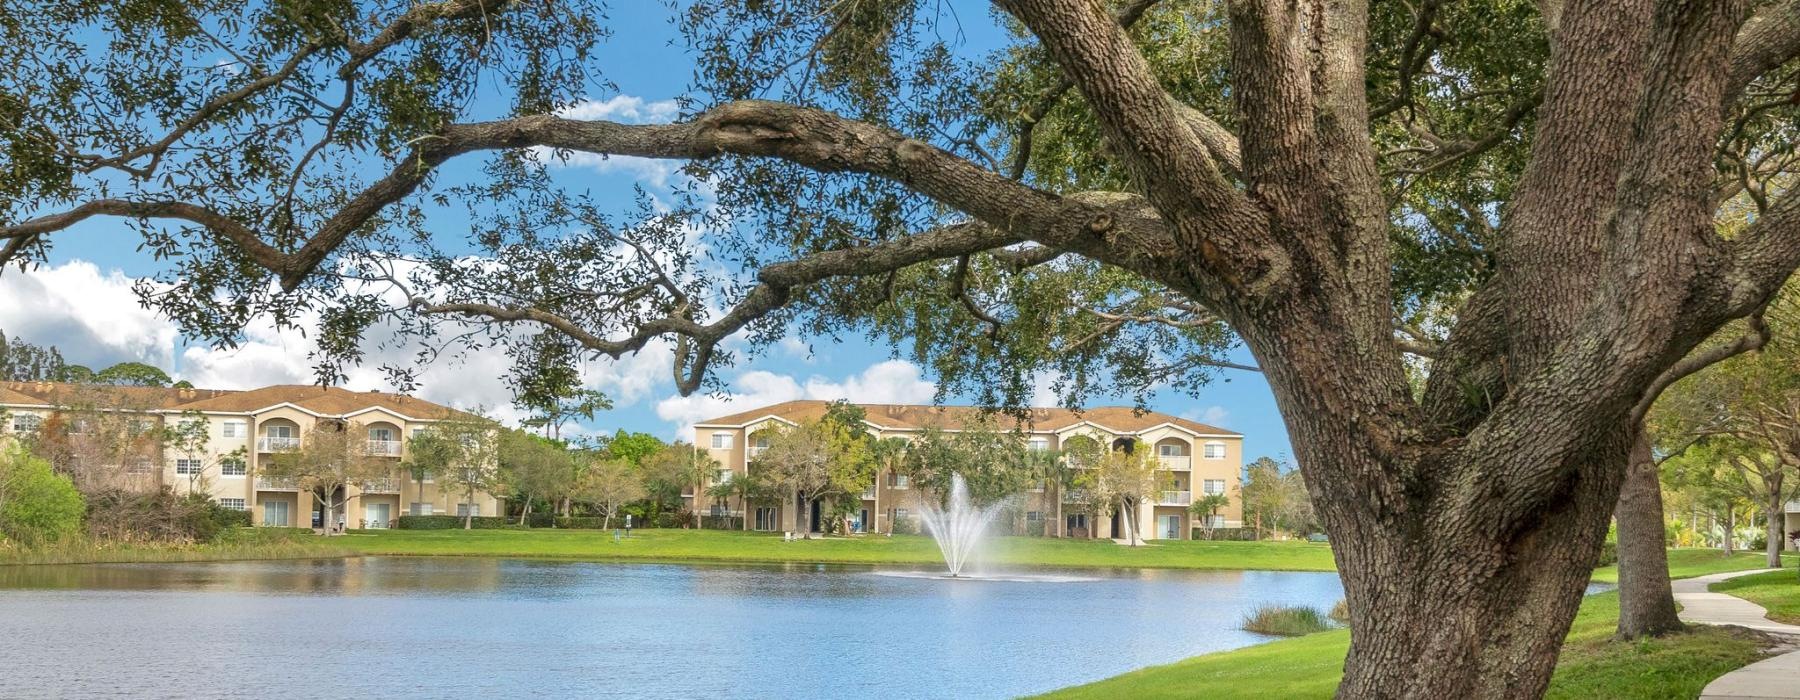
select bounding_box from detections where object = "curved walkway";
[1673,569,1800,699]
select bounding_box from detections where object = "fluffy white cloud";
[654,359,938,439]
[558,95,681,124]
[0,261,177,369]
[1182,405,1230,427]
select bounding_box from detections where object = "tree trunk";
[463,485,474,530]
[1615,433,1682,638]
[320,495,336,537]
[801,493,814,539]
[519,497,532,526]
[1767,491,1786,568]
[1723,508,1735,555]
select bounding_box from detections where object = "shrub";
[1242,605,1332,636]
[1594,540,1618,568]
[890,517,919,535]
[700,515,743,530]
[395,515,518,530]
[0,447,84,545]
[82,489,245,544]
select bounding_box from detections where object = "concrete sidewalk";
[1673,568,1800,699]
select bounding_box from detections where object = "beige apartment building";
[0,381,503,529]
[691,401,1244,540]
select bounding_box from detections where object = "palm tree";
[868,437,910,533]
[707,468,771,530]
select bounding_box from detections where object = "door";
[1160,515,1181,540]
[857,509,869,533]
[263,500,290,527]
[366,503,391,529]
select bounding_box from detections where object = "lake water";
[0,557,1343,699]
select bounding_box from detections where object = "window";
[221,458,247,477]
[1203,442,1227,459]
[1158,443,1185,457]
[715,468,733,484]
[1026,511,1044,522]
[175,459,204,475]
[410,503,434,516]
[1028,437,1050,452]
[894,508,909,521]
[266,425,295,438]
[222,421,245,438]
[1208,515,1226,528]
[127,457,154,474]
[1202,479,1226,495]
[711,433,733,449]
[456,503,480,517]
[10,414,41,433]
[128,419,156,437]
[369,427,394,441]
[219,498,246,510]
[1066,513,1089,532]
[888,473,911,489]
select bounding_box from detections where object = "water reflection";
[0,558,1344,699]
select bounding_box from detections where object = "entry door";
[366,503,391,528]
[1160,515,1181,539]
[263,501,290,527]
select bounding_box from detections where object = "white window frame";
[1203,442,1227,459]
[1158,443,1185,457]
[410,502,434,516]
[11,413,42,433]
[219,498,247,510]
[456,503,480,517]
[175,458,205,475]
[222,420,246,438]
[711,433,733,449]
[221,457,247,477]
[1202,479,1226,496]
[1028,437,1050,452]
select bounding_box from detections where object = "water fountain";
[916,474,1009,577]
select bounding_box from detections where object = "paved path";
[1674,569,1800,699]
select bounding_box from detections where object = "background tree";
[0,331,67,382]
[1057,435,1106,538]
[572,454,644,529]
[16,1,1800,692]
[262,421,388,536]
[756,419,873,538]
[1089,445,1158,546]
[93,362,172,387]
[498,430,574,525]
[511,333,612,439]
[0,445,84,545]
[1189,492,1232,540]
[707,467,776,530]
[161,410,246,495]
[600,431,665,468]
[401,428,459,516]
[430,417,503,530]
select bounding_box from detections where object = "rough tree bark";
[1767,490,1788,568]
[1615,433,1682,637]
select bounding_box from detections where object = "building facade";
[691,401,1244,540]
[0,381,503,529]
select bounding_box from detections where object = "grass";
[1037,591,1777,700]
[1589,548,1799,584]
[1242,604,1334,636]
[330,527,1341,572]
[1711,568,1800,625]
[0,528,351,566]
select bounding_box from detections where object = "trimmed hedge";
[396,515,518,530]
[700,515,743,530]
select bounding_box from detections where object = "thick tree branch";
[1725,0,1800,110]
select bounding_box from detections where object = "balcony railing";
[1159,490,1193,506]
[1158,455,1191,471]
[256,436,301,453]
[1063,489,1091,503]
[358,478,399,494]
[861,488,877,500]
[1788,500,1800,513]
[365,440,402,457]
[255,476,300,490]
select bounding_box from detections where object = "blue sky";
[0,3,1294,461]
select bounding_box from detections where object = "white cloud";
[1182,405,1230,427]
[654,359,938,439]
[558,95,681,124]
[0,261,177,370]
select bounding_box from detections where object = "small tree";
[758,419,872,538]
[1190,492,1233,540]
[707,467,776,531]
[498,430,574,525]
[161,410,246,495]
[641,442,722,528]
[401,428,458,515]
[0,445,84,544]
[1089,445,1158,546]
[573,454,644,529]
[431,417,502,529]
[262,421,389,535]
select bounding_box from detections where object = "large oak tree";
[8,0,1800,696]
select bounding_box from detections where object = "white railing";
[1063,489,1091,503]
[1788,500,1800,513]
[861,488,877,500]
[1158,455,1191,471]
[365,440,402,456]
[746,446,769,459]
[358,478,399,493]
[256,436,301,452]
[255,476,300,490]
[1159,490,1192,506]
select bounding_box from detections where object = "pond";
[0,557,1344,699]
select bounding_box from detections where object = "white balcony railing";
[1063,489,1091,503]
[861,488,877,500]
[358,478,399,493]
[255,476,300,490]
[1159,490,1193,506]
[365,440,402,457]
[1158,455,1192,471]
[256,436,301,453]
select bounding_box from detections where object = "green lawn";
[334,528,1340,571]
[1037,592,1775,700]
[1590,549,1799,584]
[1711,569,1800,625]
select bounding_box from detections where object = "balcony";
[365,440,402,457]
[1159,490,1193,506]
[1788,500,1800,513]
[256,436,301,453]
[861,487,877,500]
[1158,455,1191,471]
[358,478,400,494]
[255,476,300,490]
[1063,489,1091,503]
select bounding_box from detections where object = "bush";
[0,448,84,545]
[81,489,242,544]
[1242,605,1333,636]
[1191,527,1255,541]
[700,515,743,530]
[1594,540,1619,568]
[891,517,919,535]
[395,515,518,530]
[1328,599,1350,626]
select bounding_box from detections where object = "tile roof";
[694,400,1239,436]
[0,381,472,420]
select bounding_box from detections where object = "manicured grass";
[333,527,1340,571]
[1037,591,1776,700]
[1590,548,1799,584]
[1711,568,1800,625]
[0,528,350,566]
